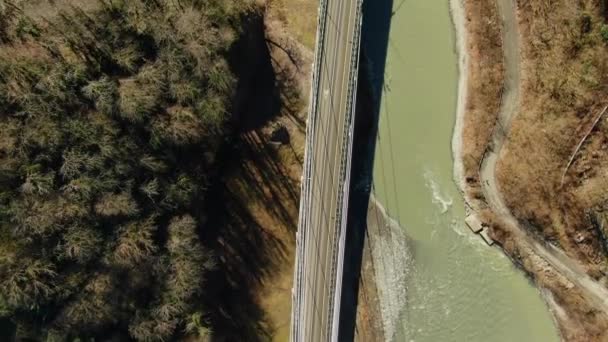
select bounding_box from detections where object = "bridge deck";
[291,0,363,340]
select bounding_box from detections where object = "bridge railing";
[290,0,330,339]
[328,0,364,340]
[291,0,364,340]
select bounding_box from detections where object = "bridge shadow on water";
[338,0,394,340]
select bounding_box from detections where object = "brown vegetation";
[459,0,504,203]
[266,0,318,50]
[497,1,608,275]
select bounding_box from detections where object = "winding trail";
[479,0,608,312]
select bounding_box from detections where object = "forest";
[0,0,255,340]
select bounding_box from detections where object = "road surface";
[291,0,363,340]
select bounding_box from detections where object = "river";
[368,1,560,341]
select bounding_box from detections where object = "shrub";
[118,77,161,123]
[0,259,57,309]
[0,2,19,43]
[59,226,102,264]
[152,107,205,145]
[83,77,119,116]
[94,192,139,217]
[112,217,157,267]
[601,24,608,43]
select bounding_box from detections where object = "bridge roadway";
[291,0,363,340]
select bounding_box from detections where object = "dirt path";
[479,0,608,312]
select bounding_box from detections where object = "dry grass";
[496,0,608,272]
[459,0,504,203]
[247,0,316,340]
[20,0,100,21]
[224,140,298,341]
[266,0,317,50]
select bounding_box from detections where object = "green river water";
[371,1,560,341]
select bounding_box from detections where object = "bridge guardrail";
[328,0,364,340]
[290,0,363,339]
[291,0,330,339]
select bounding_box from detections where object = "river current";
[369,1,559,341]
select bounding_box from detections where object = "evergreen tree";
[0,0,253,339]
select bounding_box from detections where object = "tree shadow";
[229,15,281,131]
[202,181,289,341]
[270,55,307,133]
[239,133,300,229]
[200,12,301,340]
[230,13,307,134]
[201,134,300,340]
[0,319,15,341]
